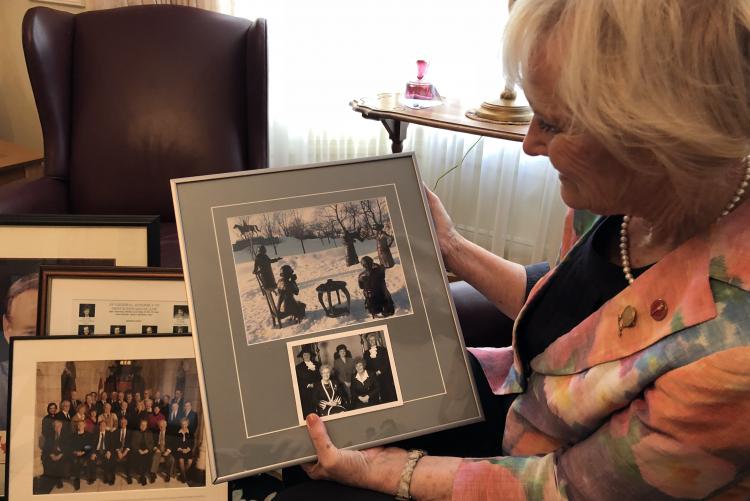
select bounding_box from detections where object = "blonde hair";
[504,0,750,208]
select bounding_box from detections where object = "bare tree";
[286,209,309,254]
[260,213,279,255]
[324,202,364,266]
[360,199,391,238]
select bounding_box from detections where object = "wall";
[0,0,89,151]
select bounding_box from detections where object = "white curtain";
[227,0,567,264]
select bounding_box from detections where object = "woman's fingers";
[306,413,335,459]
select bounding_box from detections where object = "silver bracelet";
[395,449,427,500]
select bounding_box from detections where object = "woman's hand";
[424,186,464,271]
[302,413,408,495]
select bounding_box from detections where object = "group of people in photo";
[295,332,397,417]
[38,386,200,491]
[254,244,396,328]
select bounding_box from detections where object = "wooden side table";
[350,92,529,153]
[0,140,44,186]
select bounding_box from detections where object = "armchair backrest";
[23,5,268,221]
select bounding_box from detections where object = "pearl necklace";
[620,157,750,285]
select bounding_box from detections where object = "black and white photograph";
[77,326,94,336]
[30,358,206,494]
[172,306,189,323]
[141,326,158,335]
[172,326,188,334]
[287,327,402,425]
[109,326,126,336]
[228,197,413,345]
[77,304,95,319]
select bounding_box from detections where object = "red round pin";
[650,299,668,321]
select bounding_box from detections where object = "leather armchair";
[5,6,512,348]
[1,5,268,266]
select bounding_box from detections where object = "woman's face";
[368,335,376,347]
[355,362,364,374]
[320,367,331,381]
[338,348,347,358]
[302,352,311,362]
[521,44,656,216]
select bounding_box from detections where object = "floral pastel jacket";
[454,203,750,500]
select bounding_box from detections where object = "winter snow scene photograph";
[227,197,413,345]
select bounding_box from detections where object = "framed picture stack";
[172,152,481,481]
[0,214,159,499]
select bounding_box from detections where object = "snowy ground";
[233,245,412,345]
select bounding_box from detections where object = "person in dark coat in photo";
[350,357,381,409]
[95,391,109,416]
[69,390,82,415]
[113,416,133,484]
[42,402,58,440]
[312,364,347,416]
[357,256,395,318]
[88,419,115,485]
[171,389,184,411]
[253,245,282,292]
[363,333,397,403]
[333,344,356,399]
[167,402,181,435]
[181,401,198,435]
[373,223,395,268]
[69,420,92,490]
[295,346,319,416]
[131,419,154,485]
[276,265,306,323]
[116,400,129,423]
[55,399,73,424]
[41,419,69,489]
[174,418,195,483]
[151,419,175,482]
[342,229,363,266]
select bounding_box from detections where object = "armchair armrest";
[0,177,68,214]
[450,281,514,348]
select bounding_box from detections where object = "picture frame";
[0,214,160,268]
[172,152,481,481]
[32,0,86,7]
[6,334,227,499]
[37,266,188,337]
[0,214,159,498]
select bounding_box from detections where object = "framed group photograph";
[172,153,481,481]
[6,335,227,499]
[37,267,188,337]
[0,214,159,498]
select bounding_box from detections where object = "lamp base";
[466,97,533,125]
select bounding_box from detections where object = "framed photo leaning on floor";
[0,214,159,499]
[171,152,481,482]
[6,335,226,500]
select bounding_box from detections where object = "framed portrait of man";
[172,153,481,481]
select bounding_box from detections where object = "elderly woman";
[349,357,380,409]
[285,1,750,500]
[311,364,347,416]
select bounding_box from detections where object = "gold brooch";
[618,305,637,337]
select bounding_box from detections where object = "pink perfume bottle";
[405,59,439,100]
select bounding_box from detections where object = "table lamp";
[466,0,532,124]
